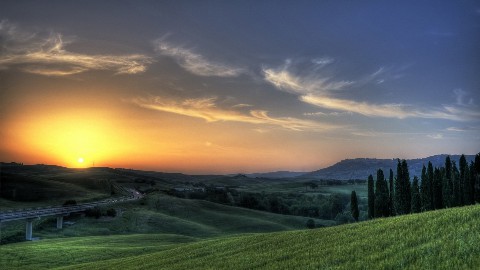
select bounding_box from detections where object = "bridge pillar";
[56,216,63,229]
[26,219,33,241]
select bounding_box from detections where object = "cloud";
[427,134,443,139]
[0,20,152,76]
[446,127,466,132]
[232,103,253,108]
[446,126,479,132]
[304,111,353,117]
[263,62,352,95]
[453,88,474,106]
[311,57,334,67]
[131,96,339,131]
[300,95,468,121]
[154,40,243,77]
[263,61,480,121]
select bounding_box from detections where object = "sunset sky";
[1,1,479,174]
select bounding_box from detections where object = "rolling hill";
[2,204,478,269]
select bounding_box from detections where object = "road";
[0,189,143,223]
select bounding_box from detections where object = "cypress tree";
[427,162,434,209]
[374,169,389,217]
[475,153,480,203]
[402,160,411,214]
[389,169,394,216]
[452,161,460,206]
[394,160,404,215]
[420,165,429,211]
[395,159,411,215]
[350,190,359,222]
[459,154,467,205]
[470,161,476,204]
[433,167,443,209]
[459,155,474,205]
[443,156,453,207]
[411,176,422,213]
[368,174,375,219]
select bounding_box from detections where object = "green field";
[2,204,479,269]
[1,193,333,243]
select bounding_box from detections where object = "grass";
[1,193,332,243]
[237,181,368,199]
[2,204,479,269]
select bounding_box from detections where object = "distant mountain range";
[248,154,476,180]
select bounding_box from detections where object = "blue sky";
[0,1,479,173]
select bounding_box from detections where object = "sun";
[77,157,84,163]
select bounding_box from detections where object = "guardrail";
[0,195,139,222]
[0,190,143,241]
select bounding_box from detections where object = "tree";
[459,154,467,205]
[420,165,429,211]
[351,190,359,222]
[443,156,453,208]
[433,167,443,209]
[461,156,474,205]
[411,176,422,213]
[402,160,411,214]
[452,161,460,206]
[368,174,375,219]
[374,169,389,217]
[427,161,434,209]
[475,153,480,203]
[469,161,476,205]
[389,169,394,216]
[394,160,403,214]
[395,159,411,215]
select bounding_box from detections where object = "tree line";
[358,153,480,220]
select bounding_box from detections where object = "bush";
[85,207,102,219]
[306,219,315,229]
[335,211,355,224]
[106,208,117,217]
[62,200,77,206]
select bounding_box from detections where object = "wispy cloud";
[232,103,253,108]
[427,133,443,139]
[0,20,152,76]
[453,88,474,106]
[303,111,353,117]
[300,95,469,120]
[446,126,480,132]
[263,61,352,95]
[131,96,339,131]
[263,61,480,121]
[154,40,244,77]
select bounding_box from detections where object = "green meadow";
[2,204,479,269]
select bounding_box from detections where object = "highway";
[0,188,143,240]
[0,195,139,222]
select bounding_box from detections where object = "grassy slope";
[2,204,479,270]
[52,194,333,237]
[1,193,332,244]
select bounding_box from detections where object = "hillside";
[304,154,475,180]
[2,204,479,269]
[0,193,333,244]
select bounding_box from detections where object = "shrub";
[106,208,117,217]
[85,207,102,219]
[62,200,77,206]
[306,219,315,229]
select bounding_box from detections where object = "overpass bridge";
[0,189,143,241]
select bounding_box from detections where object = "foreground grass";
[2,204,479,269]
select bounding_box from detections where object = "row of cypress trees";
[366,153,480,219]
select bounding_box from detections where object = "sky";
[0,0,479,174]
